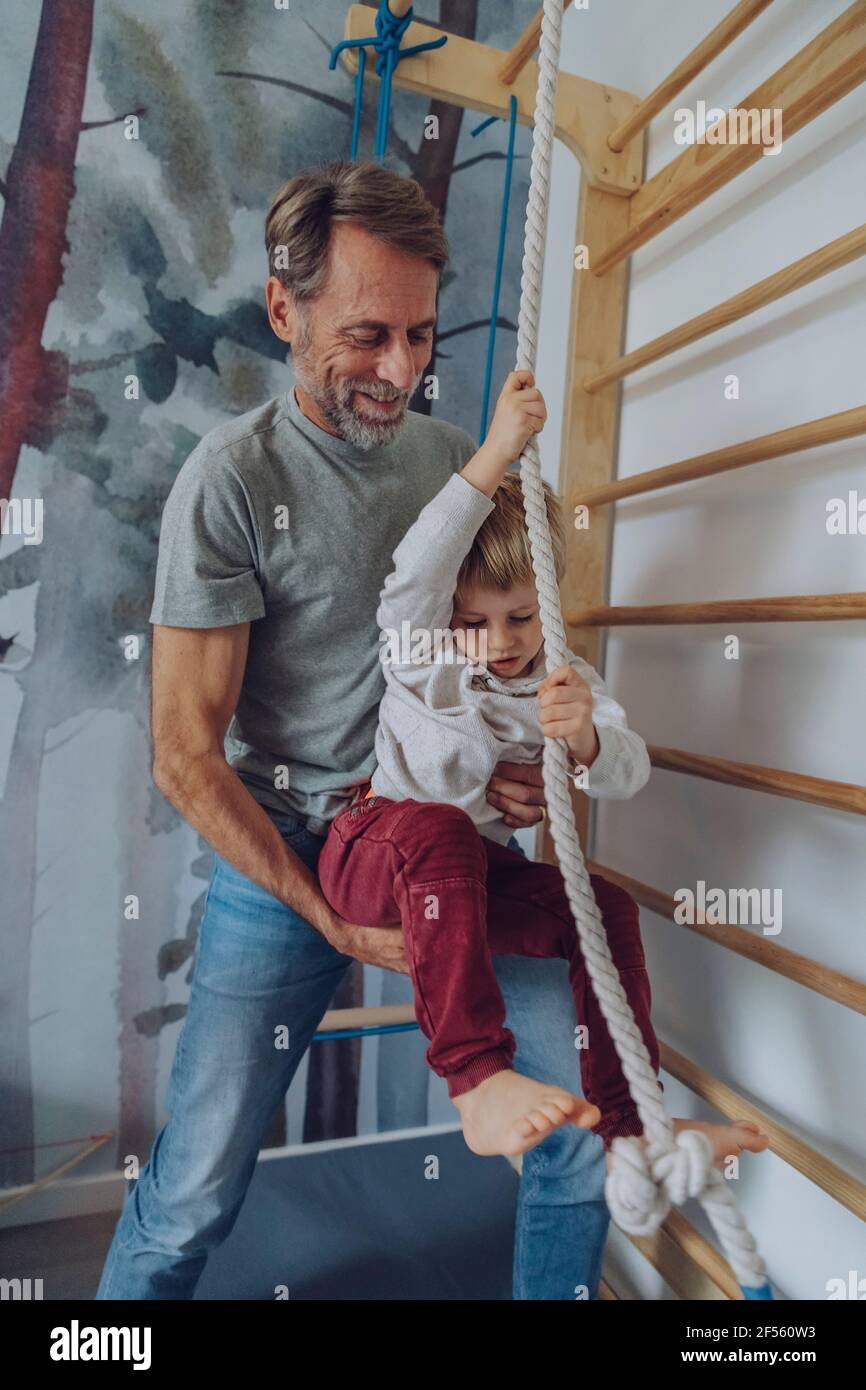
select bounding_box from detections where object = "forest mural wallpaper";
[0,0,537,1191]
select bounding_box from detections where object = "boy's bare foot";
[673,1118,769,1167]
[604,1117,770,1172]
[453,1068,600,1157]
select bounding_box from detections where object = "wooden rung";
[322,868,866,1020]
[571,404,866,507]
[593,2,866,276]
[387,0,412,16]
[0,1132,114,1214]
[584,222,866,392]
[318,1003,415,1033]
[498,0,574,86]
[343,5,643,192]
[607,0,775,153]
[567,594,866,626]
[626,1221,733,1300]
[660,1040,866,1221]
[647,744,866,817]
[319,956,866,1219]
[586,859,866,1016]
[662,1209,744,1300]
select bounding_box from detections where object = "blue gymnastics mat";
[194,1129,518,1300]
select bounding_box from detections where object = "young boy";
[318,371,768,1168]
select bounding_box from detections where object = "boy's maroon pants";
[317,792,663,1150]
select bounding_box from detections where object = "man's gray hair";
[265,159,450,324]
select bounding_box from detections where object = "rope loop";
[605,1129,714,1236]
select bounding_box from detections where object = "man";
[96,159,609,1301]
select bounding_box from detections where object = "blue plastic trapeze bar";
[313,1022,421,1042]
[472,96,519,443]
[328,1,449,162]
[741,1282,774,1300]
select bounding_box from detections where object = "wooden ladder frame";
[330,0,866,1301]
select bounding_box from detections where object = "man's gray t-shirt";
[149,386,477,834]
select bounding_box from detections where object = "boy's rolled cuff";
[594,1106,645,1152]
[593,1078,665,1152]
[445,1045,515,1099]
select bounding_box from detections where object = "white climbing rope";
[513,0,769,1292]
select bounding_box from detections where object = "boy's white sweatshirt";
[369,472,650,844]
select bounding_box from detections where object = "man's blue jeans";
[96,811,609,1300]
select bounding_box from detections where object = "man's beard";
[293,356,423,450]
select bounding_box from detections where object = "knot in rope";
[328,2,448,160]
[604,1130,715,1236]
[373,4,413,74]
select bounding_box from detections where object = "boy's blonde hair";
[456,471,567,599]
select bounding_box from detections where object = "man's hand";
[486,760,546,829]
[538,664,600,767]
[325,916,409,975]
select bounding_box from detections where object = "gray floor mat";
[0,1131,518,1301]
[196,1131,518,1300]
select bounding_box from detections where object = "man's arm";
[151,623,408,974]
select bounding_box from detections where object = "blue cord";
[349,46,366,158]
[329,2,449,162]
[473,96,519,442]
[313,1022,420,1042]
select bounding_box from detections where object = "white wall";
[535,0,866,1301]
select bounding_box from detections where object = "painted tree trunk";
[0,677,49,1185]
[302,960,363,1143]
[411,0,478,418]
[0,482,77,1186]
[114,723,169,1173]
[0,0,93,502]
